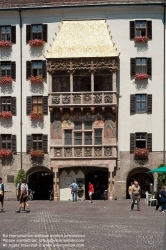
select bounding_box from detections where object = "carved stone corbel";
[60,108,63,115]
[81,107,84,114]
[70,107,74,114]
[102,107,105,113]
[91,107,95,114]
[111,106,116,113]
[49,108,53,113]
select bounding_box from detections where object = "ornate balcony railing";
[50,145,117,159]
[48,91,117,107]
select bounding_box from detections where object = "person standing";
[160,186,166,213]
[88,181,94,203]
[16,178,29,210]
[128,182,133,202]
[70,180,78,202]
[15,179,30,213]
[155,187,161,211]
[0,178,6,211]
[131,181,141,211]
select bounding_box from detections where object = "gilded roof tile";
[46,20,119,58]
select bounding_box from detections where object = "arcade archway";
[27,167,53,200]
[126,167,154,198]
[85,168,108,200]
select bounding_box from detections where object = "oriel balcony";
[50,145,117,159]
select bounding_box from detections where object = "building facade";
[0,0,165,200]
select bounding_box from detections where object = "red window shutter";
[147,21,152,40]
[26,25,31,43]
[11,26,16,43]
[130,21,135,40]
[11,62,16,80]
[147,58,152,76]
[42,24,47,42]
[130,133,135,153]
[130,58,136,76]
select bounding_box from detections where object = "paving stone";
[0,199,165,250]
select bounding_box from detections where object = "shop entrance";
[126,167,154,198]
[85,169,108,200]
[27,170,53,200]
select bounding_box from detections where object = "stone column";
[53,170,58,201]
[91,71,94,92]
[112,71,116,92]
[70,72,73,92]
[108,171,114,200]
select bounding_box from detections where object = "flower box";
[28,39,45,46]
[134,73,149,80]
[134,148,149,159]
[29,111,44,119]
[134,36,149,43]
[0,149,13,158]
[29,150,44,158]
[0,40,12,48]
[0,76,13,84]
[0,111,12,119]
[29,75,44,84]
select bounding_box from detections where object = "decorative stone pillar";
[91,71,94,92]
[53,170,58,201]
[108,171,114,200]
[70,72,73,92]
[112,71,116,92]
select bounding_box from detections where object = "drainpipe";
[163,4,166,165]
[18,8,23,169]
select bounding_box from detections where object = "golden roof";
[46,20,118,58]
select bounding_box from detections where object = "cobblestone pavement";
[0,199,165,250]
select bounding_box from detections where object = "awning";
[46,20,119,59]
[149,166,166,173]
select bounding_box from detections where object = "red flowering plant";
[134,148,149,159]
[29,75,44,84]
[28,39,45,46]
[0,111,12,119]
[134,73,149,80]
[29,111,44,119]
[29,149,44,158]
[0,149,13,158]
[0,40,12,48]
[134,36,149,43]
[0,76,13,84]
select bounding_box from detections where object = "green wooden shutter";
[26,61,32,79]
[27,135,32,153]
[147,58,152,76]
[26,97,32,115]
[43,96,48,115]
[11,61,16,80]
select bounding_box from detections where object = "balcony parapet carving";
[49,91,116,107]
[50,145,117,158]
[47,58,118,74]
